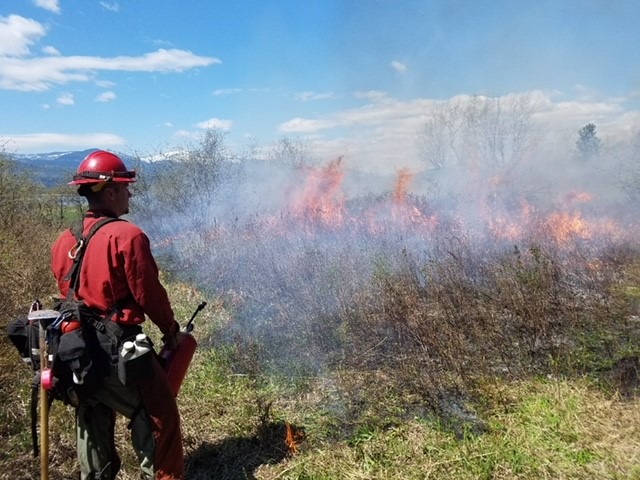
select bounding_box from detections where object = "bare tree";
[134,128,231,217]
[419,100,465,169]
[419,94,536,173]
[465,94,536,171]
[268,136,317,167]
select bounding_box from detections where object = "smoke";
[132,117,640,379]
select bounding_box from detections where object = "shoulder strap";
[63,217,124,297]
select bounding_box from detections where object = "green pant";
[77,369,155,479]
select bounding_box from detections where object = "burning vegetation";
[122,121,640,464]
[140,144,640,418]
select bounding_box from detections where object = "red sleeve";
[122,230,178,337]
[51,229,75,299]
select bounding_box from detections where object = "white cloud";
[279,117,341,133]
[354,90,389,102]
[0,15,46,57]
[3,132,124,152]
[56,92,74,105]
[42,45,60,56]
[169,118,234,143]
[280,93,433,134]
[213,87,268,97]
[195,118,233,130]
[95,90,116,102]
[150,38,175,48]
[100,2,120,12]
[174,129,195,139]
[295,91,335,102]
[390,60,407,73]
[0,48,221,91]
[95,79,116,88]
[123,49,220,72]
[34,0,60,14]
[213,88,243,96]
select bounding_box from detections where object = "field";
[1,142,640,479]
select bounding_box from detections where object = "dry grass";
[253,378,640,480]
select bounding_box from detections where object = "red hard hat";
[69,150,136,185]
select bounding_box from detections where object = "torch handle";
[185,301,207,333]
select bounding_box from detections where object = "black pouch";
[52,327,110,405]
[7,315,39,368]
[56,328,93,384]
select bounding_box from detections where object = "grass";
[3,293,639,479]
[246,378,639,480]
[2,248,640,479]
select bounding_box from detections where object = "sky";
[1,0,639,172]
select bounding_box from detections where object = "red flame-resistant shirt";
[51,212,178,337]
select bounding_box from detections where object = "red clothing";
[51,212,177,337]
[51,211,183,479]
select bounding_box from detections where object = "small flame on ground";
[284,421,304,454]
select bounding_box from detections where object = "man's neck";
[86,208,119,218]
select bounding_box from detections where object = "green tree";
[576,123,602,161]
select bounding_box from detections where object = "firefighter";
[50,150,184,479]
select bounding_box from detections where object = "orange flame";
[386,168,438,230]
[153,163,628,249]
[393,168,413,203]
[284,422,304,454]
[489,200,534,241]
[544,211,592,244]
[290,157,345,227]
[563,190,593,205]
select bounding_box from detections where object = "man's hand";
[163,333,180,351]
[162,321,182,351]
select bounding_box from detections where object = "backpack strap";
[63,217,123,297]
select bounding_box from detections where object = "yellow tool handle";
[39,327,49,480]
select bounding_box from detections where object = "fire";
[284,422,304,454]
[490,216,524,241]
[563,190,593,205]
[488,199,534,241]
[392,168,413,203]
[543,211,592,244]
[290,157,346,227]
[386,168,438,230]
[152,160,630,251]
[285,162,438,234]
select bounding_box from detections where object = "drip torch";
[160,301,206,396]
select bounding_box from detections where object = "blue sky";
[1,0,639,172]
